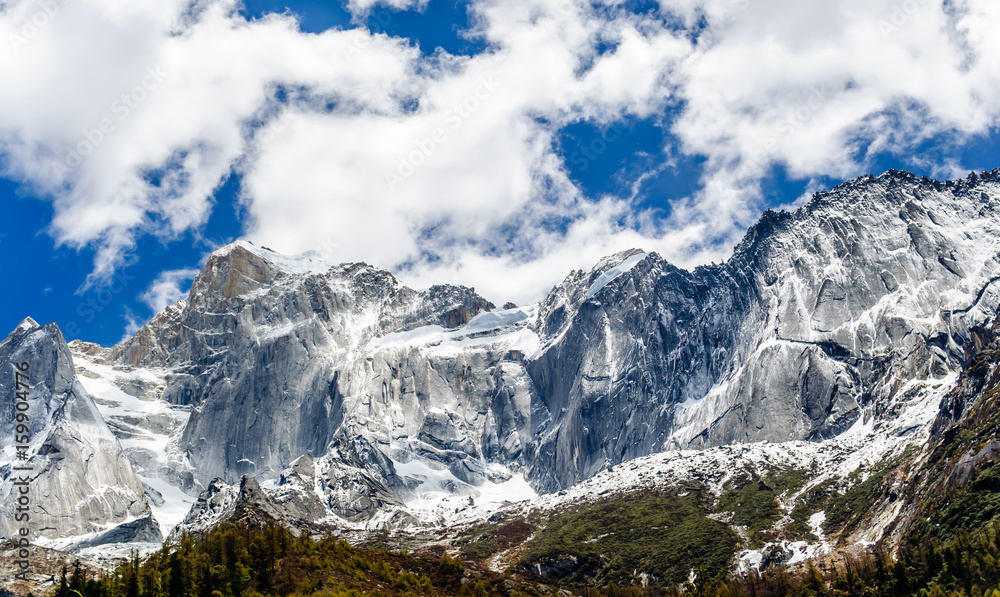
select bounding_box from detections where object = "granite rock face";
[109,244,499,488]
[9,170,1000,546]
[0,319,157,543]
[522,172,1000,488]
[99,171,1000,497]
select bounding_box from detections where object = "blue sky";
[1,0,999,346]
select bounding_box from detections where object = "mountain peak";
[212,240,338,277]
[0,318,156,544]
[2,316,56,350]
[189,241,281,304]
[17,316,39,332]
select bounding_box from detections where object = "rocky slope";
[882,310,1000,548]
[0,318,159,546]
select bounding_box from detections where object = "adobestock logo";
[57,65,167,176]
[877,0,927,39]
[343,8,394,57]
[384,74,502,192]
[568,124,627,173]
[255,118,287,149]
[7,0,69,55]
[719,0,751,22]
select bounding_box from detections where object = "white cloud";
[346,0,428,18]
[667,0,1000,234]
[1,0,999,310]
[140,267,200,314]
[121,308,144,344]
[1,0,421,286]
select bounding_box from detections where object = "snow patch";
[586,252,646,299]
[16,317,40,332]
[221,240,336,276]
[366,305,540,356]
[141,475,197,537]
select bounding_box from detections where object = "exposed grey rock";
[17,169,1000,543]
[170,465,407,539]
[110,244,496,486]
[0,319,158,542]
[97,171,1000,499]
[73,514,162,548]
[267,437,410,526]
[271,455,328,522]
[312,437,407,522]
[517,171,1000,490]
[167,478,238,541]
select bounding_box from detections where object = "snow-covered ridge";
[11,169,1000,565]
[366,304,541,356]
[215,239,337,277]
[1,321,154,548]
[71,352,196,538]
[587,251,647,299]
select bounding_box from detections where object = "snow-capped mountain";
[0,319,158,546]
[4,168,1000,555]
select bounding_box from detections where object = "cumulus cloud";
[140,267,200,314]
[668,0,1000,234]
[345,0,428,18]
[1,0,999,309]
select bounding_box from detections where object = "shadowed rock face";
[95,170,1000,495]
[519,171,1000,490]
[0,319,156,542]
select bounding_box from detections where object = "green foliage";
[782,480,835,541]
[908,365,1000,545]
[918,460,1000,543]
[44,498,1000,597]
[717,479,779,538]
[457,520,533,560]
[570,520,1000,597]
[48,522,527,597]
[522,487,739,587]
[785,504,813,541]
[458,539,497,560]
[716,467,811,545]
[436,555,464,577]
[824,449,915,537]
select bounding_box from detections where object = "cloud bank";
[1,0,998,307]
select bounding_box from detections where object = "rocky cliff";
[102,170,1000,498]
[5,168,1000,549]
[0,318,158,545]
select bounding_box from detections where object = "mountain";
[0,318,159,547]
[94,169,1000,495]
[4,168,1000,591]
[884,309,1000,548]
